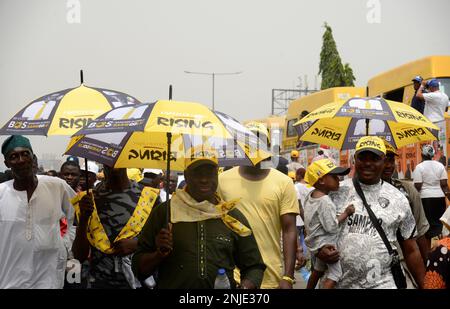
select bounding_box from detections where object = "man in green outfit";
[132,147,265,289]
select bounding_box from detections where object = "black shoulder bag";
[352,178,407,289]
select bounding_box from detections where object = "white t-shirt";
[0,175,75,289]
[329,179,416,289]
[287,161,304,172]
[423,91,449,123]
[159,188,172,203]
[413,160,447,198]
[304,193,340,254]
[295,182,313,227]
[295,182,313,206]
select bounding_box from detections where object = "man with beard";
[319,136,424,288]
[132,147,265,288]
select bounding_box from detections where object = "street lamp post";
[184,70,242,110]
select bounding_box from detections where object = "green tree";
[318,23,355,89]
[343,63,355,86]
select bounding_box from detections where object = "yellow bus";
[282,87,366,153]
[367,55,450,180]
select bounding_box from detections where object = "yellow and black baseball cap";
[305,158,350,186]
[382,138,398,156]
[354,136,386,157]
[185,145,219,171]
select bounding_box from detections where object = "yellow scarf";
[71,187,159,254]
[170,189,251,237]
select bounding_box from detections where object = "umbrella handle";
[165,132,172,227]
[80,70,84,84]
[84,157,89,195]
[169,85,172,100]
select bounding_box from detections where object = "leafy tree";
[319,23,355,89]
[343,63,355,86]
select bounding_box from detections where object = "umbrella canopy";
[294,97,439,150]
[0,84,141,136]
[66,101,271,170]
[65,131,269,171]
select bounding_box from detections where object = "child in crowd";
[303,159,354,289]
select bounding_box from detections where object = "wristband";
[282,275,295,285]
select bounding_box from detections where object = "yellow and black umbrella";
[0,72,141,192]
[66,101,270,170]
[0,84,140,136]
[66,100,270,225]
[294,97,439,150]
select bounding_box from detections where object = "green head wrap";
[1,135,33,158]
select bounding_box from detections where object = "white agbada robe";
[0,175,75,289]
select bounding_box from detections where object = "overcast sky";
[1,0,450,169]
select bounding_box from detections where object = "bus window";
[384,87,404,102]
[287,119,298,137]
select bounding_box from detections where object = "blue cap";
[427,79,439,88]
[412,75,423,83]
[66,156,80,165]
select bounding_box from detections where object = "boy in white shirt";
[303,159,354,289]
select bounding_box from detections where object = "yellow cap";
[382,138,398,156]
[305,158,350,186]
[355,136,386,157]
[288,171,296,180]
[127,168,144,183]
[290,150,299,158]
[185,145,219,171]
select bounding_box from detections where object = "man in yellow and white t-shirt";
[218,124,300,289]
[218,166,299,288]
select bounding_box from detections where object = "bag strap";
[352,177,394,255]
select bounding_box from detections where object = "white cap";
[143,168,162,175]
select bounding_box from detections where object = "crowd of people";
[0,115,449,289]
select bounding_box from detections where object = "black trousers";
[421,197,446,238]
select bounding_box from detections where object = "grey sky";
[1,0,450,169]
